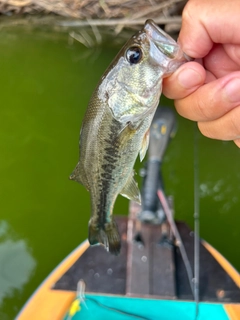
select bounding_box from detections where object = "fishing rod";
[193,124,200,318]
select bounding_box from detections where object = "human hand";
[162,0,240,147]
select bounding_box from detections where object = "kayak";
[16,107,240,320]
[15,216,240,320]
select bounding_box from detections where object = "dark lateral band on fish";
[70,19,190,255]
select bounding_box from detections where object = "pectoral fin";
[139,129,150,162]
[117,121,137,147]
[120,172,141,204]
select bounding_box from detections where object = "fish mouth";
[143,19,191,62]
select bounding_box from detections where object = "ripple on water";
[0,220,36,304]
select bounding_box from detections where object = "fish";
[70,19,190,255]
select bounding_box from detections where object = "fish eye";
[126,47,142,64]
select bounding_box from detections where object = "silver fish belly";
[70,19,190,255]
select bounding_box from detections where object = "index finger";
[174,72,240,122]
[179,0,240,58]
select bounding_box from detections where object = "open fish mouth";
[143,19,192,71]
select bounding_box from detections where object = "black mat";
[53,217,240,302]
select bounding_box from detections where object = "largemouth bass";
[70,20,190,255]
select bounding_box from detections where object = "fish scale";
[70,19,190,255]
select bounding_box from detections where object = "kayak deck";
[17,214,240,320]
[54,216,240,302]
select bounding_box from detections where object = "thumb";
[162,61,206,99]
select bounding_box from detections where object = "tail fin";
[88,219,121,255]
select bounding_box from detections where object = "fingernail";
[224,78,240,103]
[178,68,203,89]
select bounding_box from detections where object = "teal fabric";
[63,294,229,320]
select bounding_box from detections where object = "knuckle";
[182,0,198,25]
[195,86,218,120]
[195,96,212,120]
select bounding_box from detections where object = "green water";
[0,27,239,320]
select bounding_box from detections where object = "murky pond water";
[0,26,239,320]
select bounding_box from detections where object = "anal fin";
[69,161,89,190]
[120,172,141,204]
